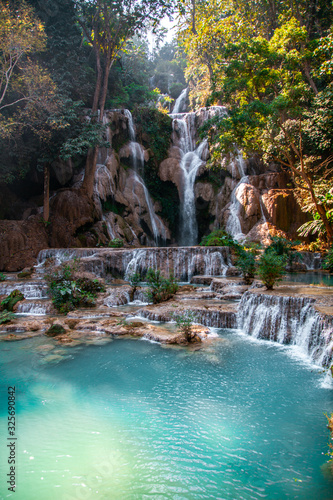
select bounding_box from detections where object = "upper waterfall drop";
[124,110,167,246]
[170,104,227,246]
[172,88,188,114]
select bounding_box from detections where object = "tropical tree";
[178,0,333,243]
[0,0,47,112]
[74,0,175,197]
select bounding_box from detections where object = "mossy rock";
[45,324,66,337]
[18,270,33,279]
[1,290,24,312]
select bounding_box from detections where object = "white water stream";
[170,105,226,246]
[125,110,167,245]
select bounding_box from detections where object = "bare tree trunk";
[82,48,103,197]
[191,0,197,34]
[43,165,50,222]
[303,61,318,95]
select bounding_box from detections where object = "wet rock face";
[0,217,48,271]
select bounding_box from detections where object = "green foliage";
[173,310,198,342]
[235,250,256,284]
[0,310,15,324]
[145,268,179,304]
[323,248,333,273]
[200,229,240,249]
[265,236,301,267]
[257,252,287,290]
[0,272,6,282]
[1,290,25,312]
[45,265,105,314]
[108,238,124,248]
[180,1,333,242]
[127,273,142,288]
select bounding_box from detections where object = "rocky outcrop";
[0,107,315,267]
[37,246,234,281]
[0,217,48,271]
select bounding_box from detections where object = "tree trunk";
[43,164,50,222]
[303,61,318,95]
[82,48,103,197]
[81,147,99,197]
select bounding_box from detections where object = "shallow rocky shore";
[1,265,333,370]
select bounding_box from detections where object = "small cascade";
[97,113,112,165]
[0,282,48,300]
[226,152,267,241]
[36,247,232,282]
[37,249,97,267]
[123,247,231,281]
[237,291,333,367]
[172,88,188,114]
[125,110,166,245]
[137,307,237,329]
[297,252,322,270]
[94,164,115,201]
[16,300,52,315]
[225,154,248,240]
[170,106,226,246]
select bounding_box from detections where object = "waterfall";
[226,152,267,241]
[172,88,188,114]
[36,247,232,282]
[225,153,248,240]
[237,291,333,368]
[125,110,166,245]
[0,282,49,299]
[170,106,226,246]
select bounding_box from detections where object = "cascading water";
[226,151,268,241]
[170,105,226,246]
[125,110,167,245]
[226,153,248,240]
[237,291,333,368]
[172,88,188,114]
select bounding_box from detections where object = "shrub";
[145,268,179,304]
[108,238,124,248]
[45,265,105,314]
[200,229,240,249]
[235,250,256,284]
[257,252,287,290]
[0,272,7,282]
[265,236,300,268]
[323,248,333,273]
[0,311,15,324]
[127,272,141,288]
[1,290,25,312]
[173,311,198,342]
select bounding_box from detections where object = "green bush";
[0,272,7,282]
[235,250,256,284]
[265,236,300,267]
[257,252,287,290]
[1,290,25,312]
[323,248,333,273]
[0,310,15,324]
[145,268,179,304]
[200,229,241,249]
[45,265,106,314]
[173,311,198,342]
[127,272,141,288]
[108,238,124,248]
